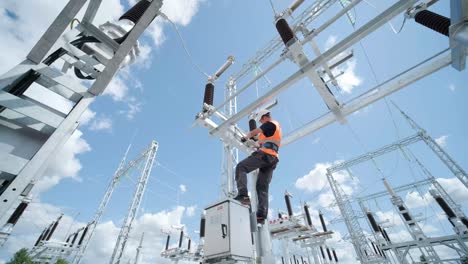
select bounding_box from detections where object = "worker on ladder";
[234,109,281,224]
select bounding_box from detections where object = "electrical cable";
[361,0,407,34]
[158,12,210,78]
[268,0,278,16]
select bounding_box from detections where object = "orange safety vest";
[258,120,282,157]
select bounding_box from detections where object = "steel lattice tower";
[109,140,158,264]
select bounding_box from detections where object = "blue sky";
[1,0,467,263]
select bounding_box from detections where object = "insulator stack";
[70,232,79,247]
[320,246,326,259]
[178,230,184,248]
[319,210,327,232]
[366,211,380,233]
[45,216,62,241]
[293,255,297,263]
[119,0,151,23]
[200,217,206,238]
[278,212,283,219]
[414,10,450,37]
[276,18,295,45]
[203,83,215,107]
[301,256,304,263]
[371,241,378,255]
[41,225,53,242]
[281,257,284,264]
[65,234,73,246]
[434,196,457,218]
[380,247,387,258]
[461,217,468,228]
[187,239,191,250]
[326,247,332,261]
[304,204,312,226]
[249,119,257,131]
[78,225,89,246]
[34,229,47,246]
[380,227,391,242]
[332,249,338,262]
[7,202,28,225]
[285,193,293,216]
[165,235,170,250]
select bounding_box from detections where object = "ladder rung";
[0,110,55,135]
[0,91,65,128]
[36,66,88,94]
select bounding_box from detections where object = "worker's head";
[256,109,271,124]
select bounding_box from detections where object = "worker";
[234,109,281,224]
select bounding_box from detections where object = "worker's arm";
[241,127,263,142]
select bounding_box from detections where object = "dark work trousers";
[235,150,279,218]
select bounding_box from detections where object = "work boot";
[233,194,251,206]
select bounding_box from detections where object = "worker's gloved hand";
[241,137,247,143]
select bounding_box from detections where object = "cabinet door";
[204,202,230,257]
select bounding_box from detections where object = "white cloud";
[325,35,338,50]
[89,116,113,131]
[179,184,187,193]
[35,130,91,193]
[1,203,191,264]
[436,177,468,203]
[295,163,331,192]
[336,60,362,94]
[185,206,196,217]
[435,135,449,148]
[376,210,403,227]
[296,162,360,215]
[143,0,203,46]
[79,108,97,126]
[324,35,362,94]
[295,162,354,194]
[405,191,433,209]
[104,75,130,102]
[449,83,456,92]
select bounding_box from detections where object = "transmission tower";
[109,140,158,264]
[0,0,163,246]
[393,102,468,188]
[326,170,388,263]
[74,141,158,264]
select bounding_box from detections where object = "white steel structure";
[109,140,158,264]
[28,140,159,264]
[326,108,468,263]
[194,0,467,262]
[357,177,468,263]
[0,0,164,246]
[74,141,158,264]
[267,193,334,264]
[221,71,239,198]
[133,233,145,264]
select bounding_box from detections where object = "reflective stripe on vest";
[258,120,282,157]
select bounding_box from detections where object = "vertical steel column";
[221,78,239,197]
